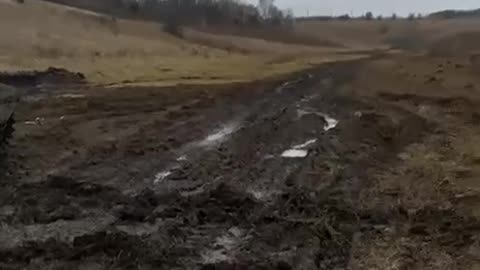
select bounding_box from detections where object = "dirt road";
[1,57,479,269]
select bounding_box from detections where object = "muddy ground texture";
[1,57,480,270]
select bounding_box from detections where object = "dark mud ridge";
[0,67,85,88]
[1,59,477,269]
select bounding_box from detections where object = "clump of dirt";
[0,67,85,87]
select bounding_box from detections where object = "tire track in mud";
[0,59,437,269]
[138,60,430,269]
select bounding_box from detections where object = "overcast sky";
[245,0,480,17]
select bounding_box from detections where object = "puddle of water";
[293,139,317,149]
[198,122,240,147]
[281,149,309,158]
[153,171,171,183]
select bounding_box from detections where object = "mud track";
[1,59,478,269]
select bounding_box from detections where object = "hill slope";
[0,0,352,85]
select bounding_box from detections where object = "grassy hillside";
[430,8,480,19]
[295,18,480,55]
[0,0,354,86]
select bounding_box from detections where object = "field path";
[1,57,479,269]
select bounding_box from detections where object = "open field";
[296,18,480,54]
[0,0,359,86]
[3,0,480,269]
[3,49,480,270]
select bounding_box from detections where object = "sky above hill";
[245,0,479,17]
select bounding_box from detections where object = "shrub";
[365,12,374,20]
[337,14,350,20]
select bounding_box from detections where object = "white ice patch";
[201,227,246,264]
[153,171,171,183]
[323,116,338,131]
[57,94,85,99]
[25,117,45,126]
[293,139,317,149]
[249,190,267,200]
[153,121,240,185]
[282,138,317,158]
[281,149,309,158]
[263,154,275,160]
[248,188,279,201]
[297,109,338,131]
[180,184,207,197]
[297,109,311,117]
[198,122,239,147]
[276,81,292,92]
[297,94,318,108]
[176,155,187,161]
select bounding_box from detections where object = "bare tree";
[258,0,274,18]
[285,8,295,26]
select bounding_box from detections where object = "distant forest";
[44,0,294,26]
[43,0,480,23]
[429,9,480,19]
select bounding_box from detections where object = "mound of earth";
[0,67,85,88]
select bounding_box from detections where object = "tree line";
[297,12,424,22]
[45,0,293,26]
[131,0,293,27]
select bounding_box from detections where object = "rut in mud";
[1,59,479,269]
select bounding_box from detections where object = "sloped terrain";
[0,0,351,86]
[1,54,479,269]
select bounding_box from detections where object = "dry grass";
[0,0,360,86]
[359,140,455,212]
[339,53,480,269]
[296,18,480,55]
[195,25,343,48]
[351,233,460,270]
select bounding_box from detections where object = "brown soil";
[0,67,85,88]
[1,56,480,269]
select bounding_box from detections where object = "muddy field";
[1,56,480,269]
